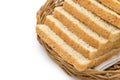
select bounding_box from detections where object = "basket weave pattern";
[36,0,120,80]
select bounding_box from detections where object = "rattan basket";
[36,0,120,80]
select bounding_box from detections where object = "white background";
[0,0,79,80]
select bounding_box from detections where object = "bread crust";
[45,16,97,59]
[45,15,120,59]
[36,25,120,72]
[93,48,120,67]
[63,1,120,42]
[36,25,120,71]
[98,0,120,14]
[36,25,91,72]
[54,7,105,49]
[73,0,120,29]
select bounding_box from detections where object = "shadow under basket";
[36,0,120,80]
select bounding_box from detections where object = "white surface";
[0,0,78,80]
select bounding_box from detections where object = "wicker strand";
[36,0,120,80]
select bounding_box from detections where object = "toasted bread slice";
[54,7,109,49]
[45,15,98,59]
[36,24,91,72]
[73,0,120,29]
[63,0,120,42]
[98,0,120,14]
[36,25,120,71]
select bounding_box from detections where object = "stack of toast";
[36,0,120,72]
